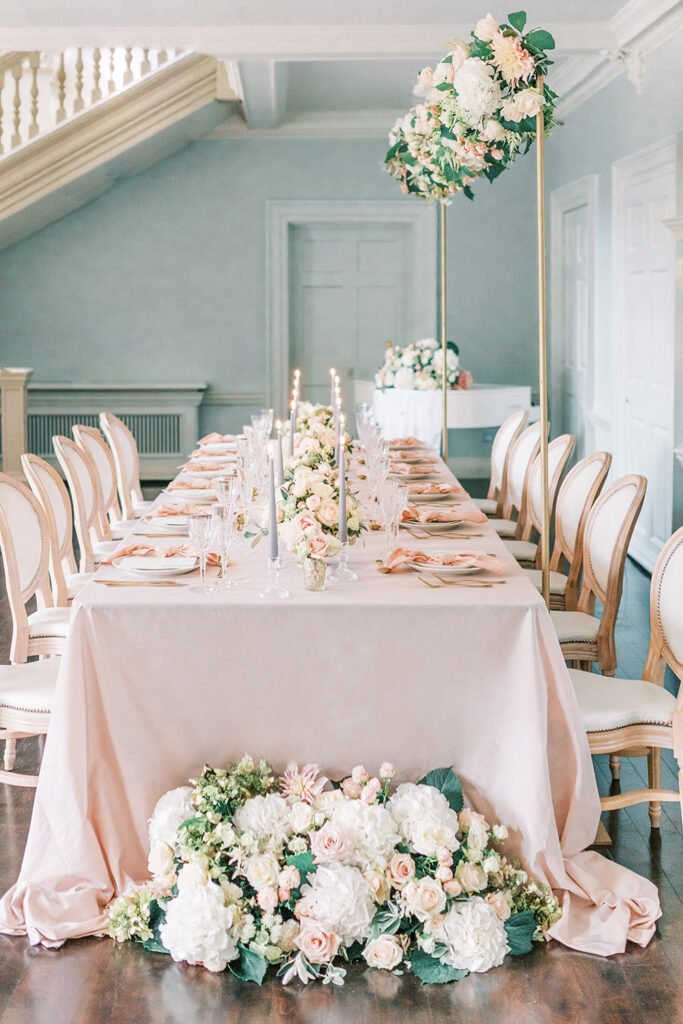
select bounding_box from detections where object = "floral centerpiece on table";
[109,755,561,986]
[285,403,353,465]
[375,338,472,391]
[385,11,557,201]
[278,454,363,557]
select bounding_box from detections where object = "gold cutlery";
[418,574,495,589]
[435,574,506,586]
[94,580,188,588]
[133,533,189,539]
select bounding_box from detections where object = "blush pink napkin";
[198,432,238,445]
[104,543,220,566]
[383,547,506,574]
[391,463,439,476]
[389,436,424,447]
[409,482,466,496]
[401,504,487,525]
[152,503,208,518]
[168,478,213,491]
[183,461,233,473]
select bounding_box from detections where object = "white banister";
[0,367,33,479]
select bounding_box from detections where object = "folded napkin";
[104,542,219,565]
[169,478,213,491]
[183,461,233,473]
[389,437,424,447]
[401,504,487,525]
[408,482,466,496]
[198,432,238,445]
[153,503,208,517]
[391,463,437,475]
[383,548,505,574]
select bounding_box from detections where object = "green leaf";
[434,81,452,91]
[141,935,170,955]
[504,909,536,956]
[410,949,468,985]
[285,850,316,887]
[525,29,555,51]
[418,767,464,813]
[229,943,268,985]
[507,10,527,32]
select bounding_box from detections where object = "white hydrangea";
[159,881,240,973]
[387,783,460,857]
[329,800,400,869]
[432,898,510,973]
[394,367,416,389]
[233,794,292,846]
[297,864,375,945]
[148,787,194,849]
[452,57,502,126]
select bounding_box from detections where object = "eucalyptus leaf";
[410,949,468,985]
[504,909,536,956]
[507,10,527,32]
[418,767,464,813]
[141,935,170,955]
[229,944,267,985]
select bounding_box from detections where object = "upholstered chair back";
[73,424,121,530]
[22,453,78,607]
[525,433,575,541]
[53,435,102,573]
[100,412,142,520]
[648,526,683,682]
[488,408,528,503]
[502,421,542,519]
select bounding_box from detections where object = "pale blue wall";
[0,134,537,445]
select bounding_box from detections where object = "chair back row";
[487,409,528,511]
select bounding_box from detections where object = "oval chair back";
[0,474,53,663]
[22,453,78,607]
[73,424,120,534]
[578,474,647,674]
[99,412,143,521]
[501,420,542,526]
[53,435,103,574]
[522,433,575,544]
[487,408,528,513]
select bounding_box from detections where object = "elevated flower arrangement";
[385,11,557,201]
[278,453,363,559]
[109,756,560,986]
[286,402,353,465]
[375,338,473,391]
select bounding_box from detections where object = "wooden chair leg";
[648,747,662,829]
[3,735,17,771]
[609,754,621,781]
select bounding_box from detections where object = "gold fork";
[418,574,494,589]
[94,580,188,588]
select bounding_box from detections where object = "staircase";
[0,48,238,250]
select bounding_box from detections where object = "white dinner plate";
[409,491,462,503]
[389,441,432,451]
[183,454,237,467]
[164,488,216,504]
[147,515,190,532]
[389,471,440,481]
[178,468,231,479]
[395,454,440,465]
[405,552,484,576]
[197,442,238,454]
[400,519,467,533]
[112,555,198,578]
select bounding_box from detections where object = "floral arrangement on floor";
[385,11,557,201]
[278,454,363,557]
[108,755,561,987]
[375,338,473,391]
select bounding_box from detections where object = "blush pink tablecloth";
[0,455,660,954]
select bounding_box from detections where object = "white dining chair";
[72,425,137,540]
[524,451,611,610]
[0,473,71,664]
[472,409,528,517]
[487,421,542,539]
[569,525,683,828]
[0,659,58,786]
[503,433,575,567]
[99,412,153,521]
[53,435,119,573]
[22,453,94,606]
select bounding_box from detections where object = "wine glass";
[379,480,400,560]
[213,475,237,506]
[260,408,274,435]
[211,505,237,589]
[188,513,216,595]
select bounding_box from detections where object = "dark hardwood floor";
[0,529,681,1023]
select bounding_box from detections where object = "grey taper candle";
[338,446,348,544]
[289,405,295,458]
[268,456,278,559]
[276,428,285,486]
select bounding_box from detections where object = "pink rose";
[294,919,341,964]
[514,88,543,118]
[379,762,396,780]
[458,808,487,832]
[435,865,453,883]
[310,822,350,864]
[475,13,499,41]
[436,846,453,865]
[403,877,446,922]
[443,878,463,897]
[485,891,512,922]
[413,66,434,98]
[278,865,300,891]
[308,533,329,558]
[351,765,370,784]
[361,778,381,804]
[433,60,455,86]
[455,861,487,893]
[458,370,473,390]
[257,886,279,912]
[388,853,415,889]
[448,41,468,73]
[363,934,403,970]
[341,777,362,799]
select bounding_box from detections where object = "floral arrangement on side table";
[385,11,557,201]
[375,338,472,391]
[109,755,561,987]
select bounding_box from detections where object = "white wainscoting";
[26,382,207,479]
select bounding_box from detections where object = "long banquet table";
[0,447,660,955]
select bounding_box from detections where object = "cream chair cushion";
[524,568,567,595]
[0,659,58,713]
[110,518,137,540]
[27,606,71,639]
[67,572,95,599]
[489,518,517,538]
[133,499,153,516]
[473,497,497,515]
[569,668,676,731]
[550,610,599,643]
[93,540,120,563]
[503,539,538,562]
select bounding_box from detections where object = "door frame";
[611,136,676,569]
[549,173,598,450]
[266,199,437,414]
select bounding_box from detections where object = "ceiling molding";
[0,23,614,57]
[207,108,403,139]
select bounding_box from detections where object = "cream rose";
[364,868,391,904]
[306,494,322,511]
[433,60,455,87]
[290,801,314,834]
[316,499,338,527]
[481,118,505,142]
[485,891,512,921]
[294,919,341,964]
[475,13,499,41]
[387,852,415,889]
[455,861,487,893]
[176,862,209,892]
[403,877,446,922]
[363,934,403,970]
[278,919,300,953]
[148,841,175,878]
[513,88,543,118]
[245,853,280,891]
[310,822,350,864]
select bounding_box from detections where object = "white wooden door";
[613,141,676,571]
[289,223,410,405]
[560,203,590,455]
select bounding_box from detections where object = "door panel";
[559,202,590,456]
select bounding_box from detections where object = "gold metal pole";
[439,201,448,460]
[536,75,550,608]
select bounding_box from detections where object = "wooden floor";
[0,546,681,1023]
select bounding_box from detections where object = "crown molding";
[207,107,403,139]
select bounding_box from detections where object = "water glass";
[211,504,237,589]
[188,513,216,595]
[213,475,237,506]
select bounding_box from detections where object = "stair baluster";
[73,48,84,113]
[11,58,23,148]
[123,47,133,85]
[141,48,151,75]
[28,52,40,138]
[108,47,116,94]
[56,52,66,122]
[0,69,5,154]
[92,48,102,103]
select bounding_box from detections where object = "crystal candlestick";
[259,556,289,600]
